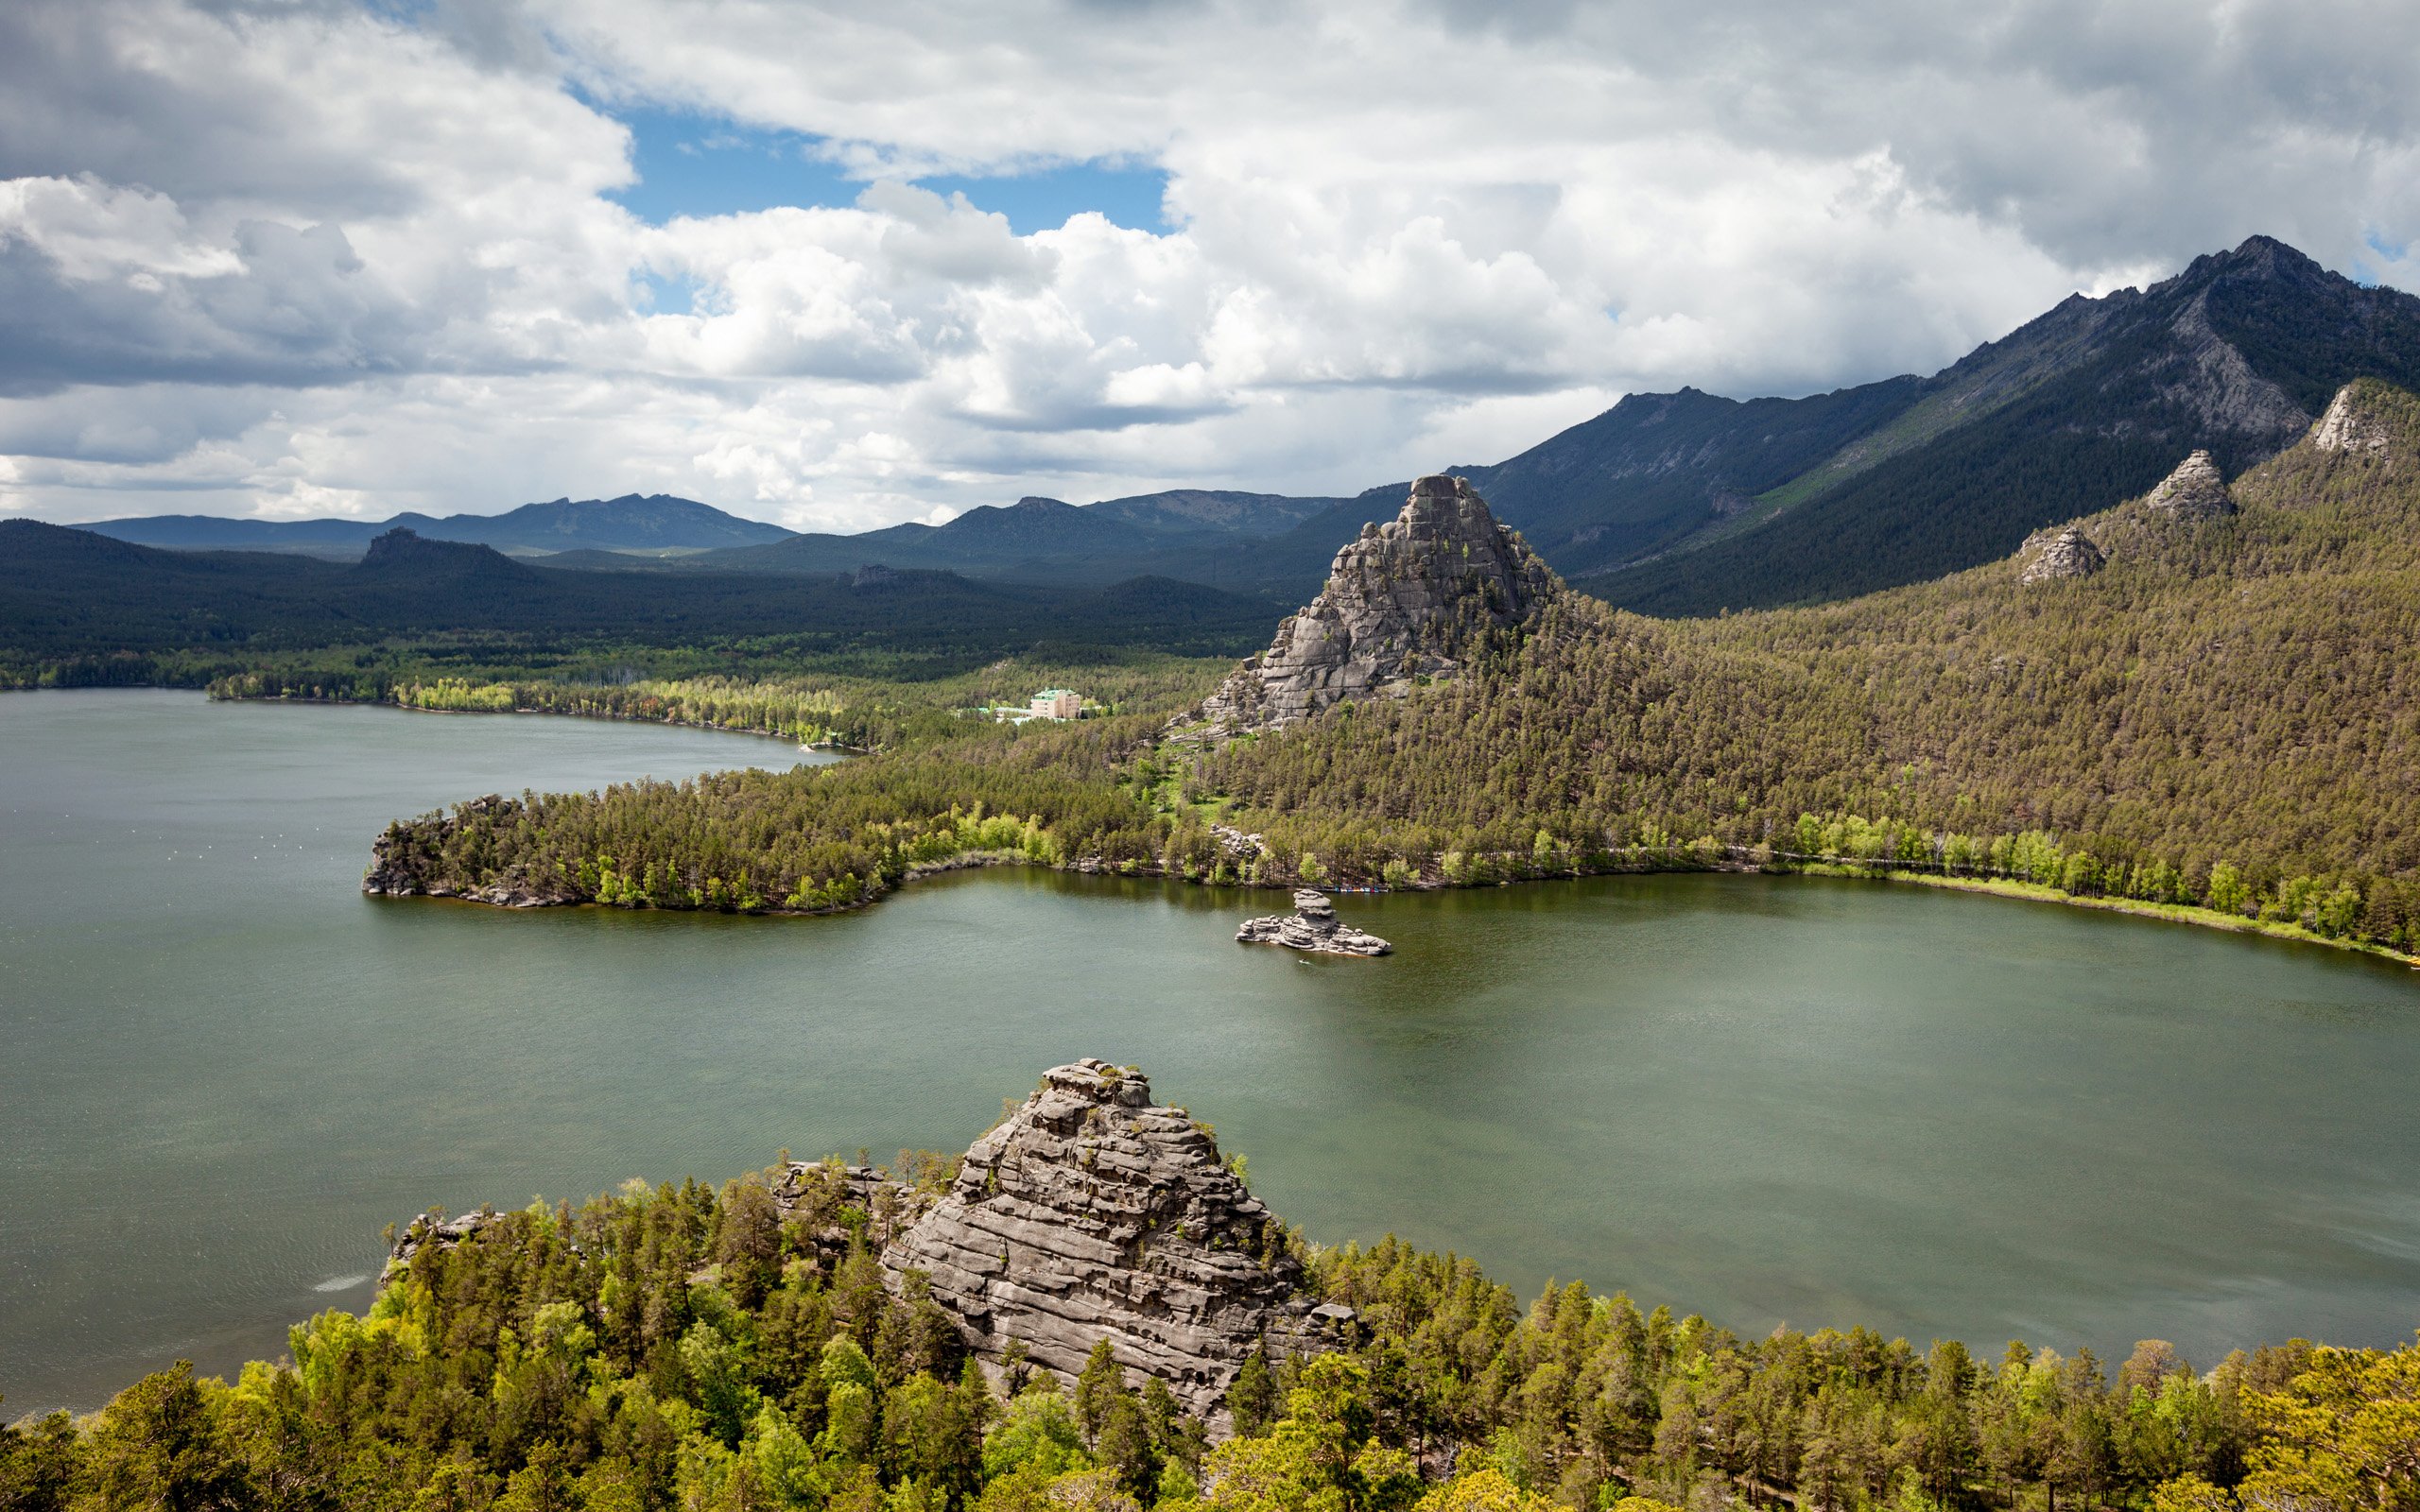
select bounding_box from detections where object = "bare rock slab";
[1236,889,1392,955]
[2313,382,2396,455]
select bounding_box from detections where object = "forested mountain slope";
[1201,381,2420,918]
[1371,377,1928,576]
[1588,237,2420,612]
[365,383,2420,952]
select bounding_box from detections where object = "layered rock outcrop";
[2313,383,2395,455]
[2016,526,2106,584]
[881,1060,1348,1420]
[2141,450,2233,519]
[1236,890,1391,956]
[1192,474,1558,733]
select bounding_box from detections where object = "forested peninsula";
[6,1060,2410,1512]
[361,382,2420,960]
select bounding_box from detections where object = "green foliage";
[348,396,2420,968]
[11,1165,2415,1512]
[1186,416,2420,954]
[370,714,1180,914]
[204,651,1231,755]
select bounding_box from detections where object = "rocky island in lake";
[1236,888,1391,955]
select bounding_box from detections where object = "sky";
[5,0,2420,531]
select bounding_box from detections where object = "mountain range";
[587,490,1352,585]
[80,493,797,558]
[0,520,1283,675]
[59,235,2420,615]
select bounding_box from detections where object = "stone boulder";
[881,1059,1348,1422]
[1193,474,1559,733]
[2016,525,2106,584]
[1236,890,1392,956]
[2141,450,2233,519]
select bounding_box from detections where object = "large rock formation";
[882,1060,1347,1420]
[2015,525,2106,584]
[2140,449,2233,519]
[1193,474,1559,733]
[1236,890,1391,955]
[2312,382,2395,455]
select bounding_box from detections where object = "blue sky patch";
[631,268,709,318]
[915,164,1170,236]
[600,100,1170,235]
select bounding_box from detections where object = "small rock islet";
[1235,889,1392,955]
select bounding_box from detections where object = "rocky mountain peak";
[2142,450,2234,519]
[1189,474,1560,732]
[882,1059,1344,1423]
[2016,525,2106,584]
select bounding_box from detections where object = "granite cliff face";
[1192,474,1559,733]
[882,1059,1346,1421]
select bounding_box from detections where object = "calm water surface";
[5,689,2418,1411]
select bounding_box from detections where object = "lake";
[5,689,2418,1412]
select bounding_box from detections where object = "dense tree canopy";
[367,385,2420,957]
[4,1151,2411,1512]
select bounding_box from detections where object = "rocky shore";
[1236,889,1391,955]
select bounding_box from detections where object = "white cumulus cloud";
[4,0,2420,526]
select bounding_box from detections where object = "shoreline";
[381,840,2420,969]
[214,689,828,747]
[104,684,2396,968]
[1800,865,2420,968]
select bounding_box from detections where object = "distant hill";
[79,493,796,558]
[75,487,1349,596]
[631,489,1355,595]
[60,236,2420,613]
[0,520,1281,672]
[595,236,2420,611]
[1363,379,1929,576]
